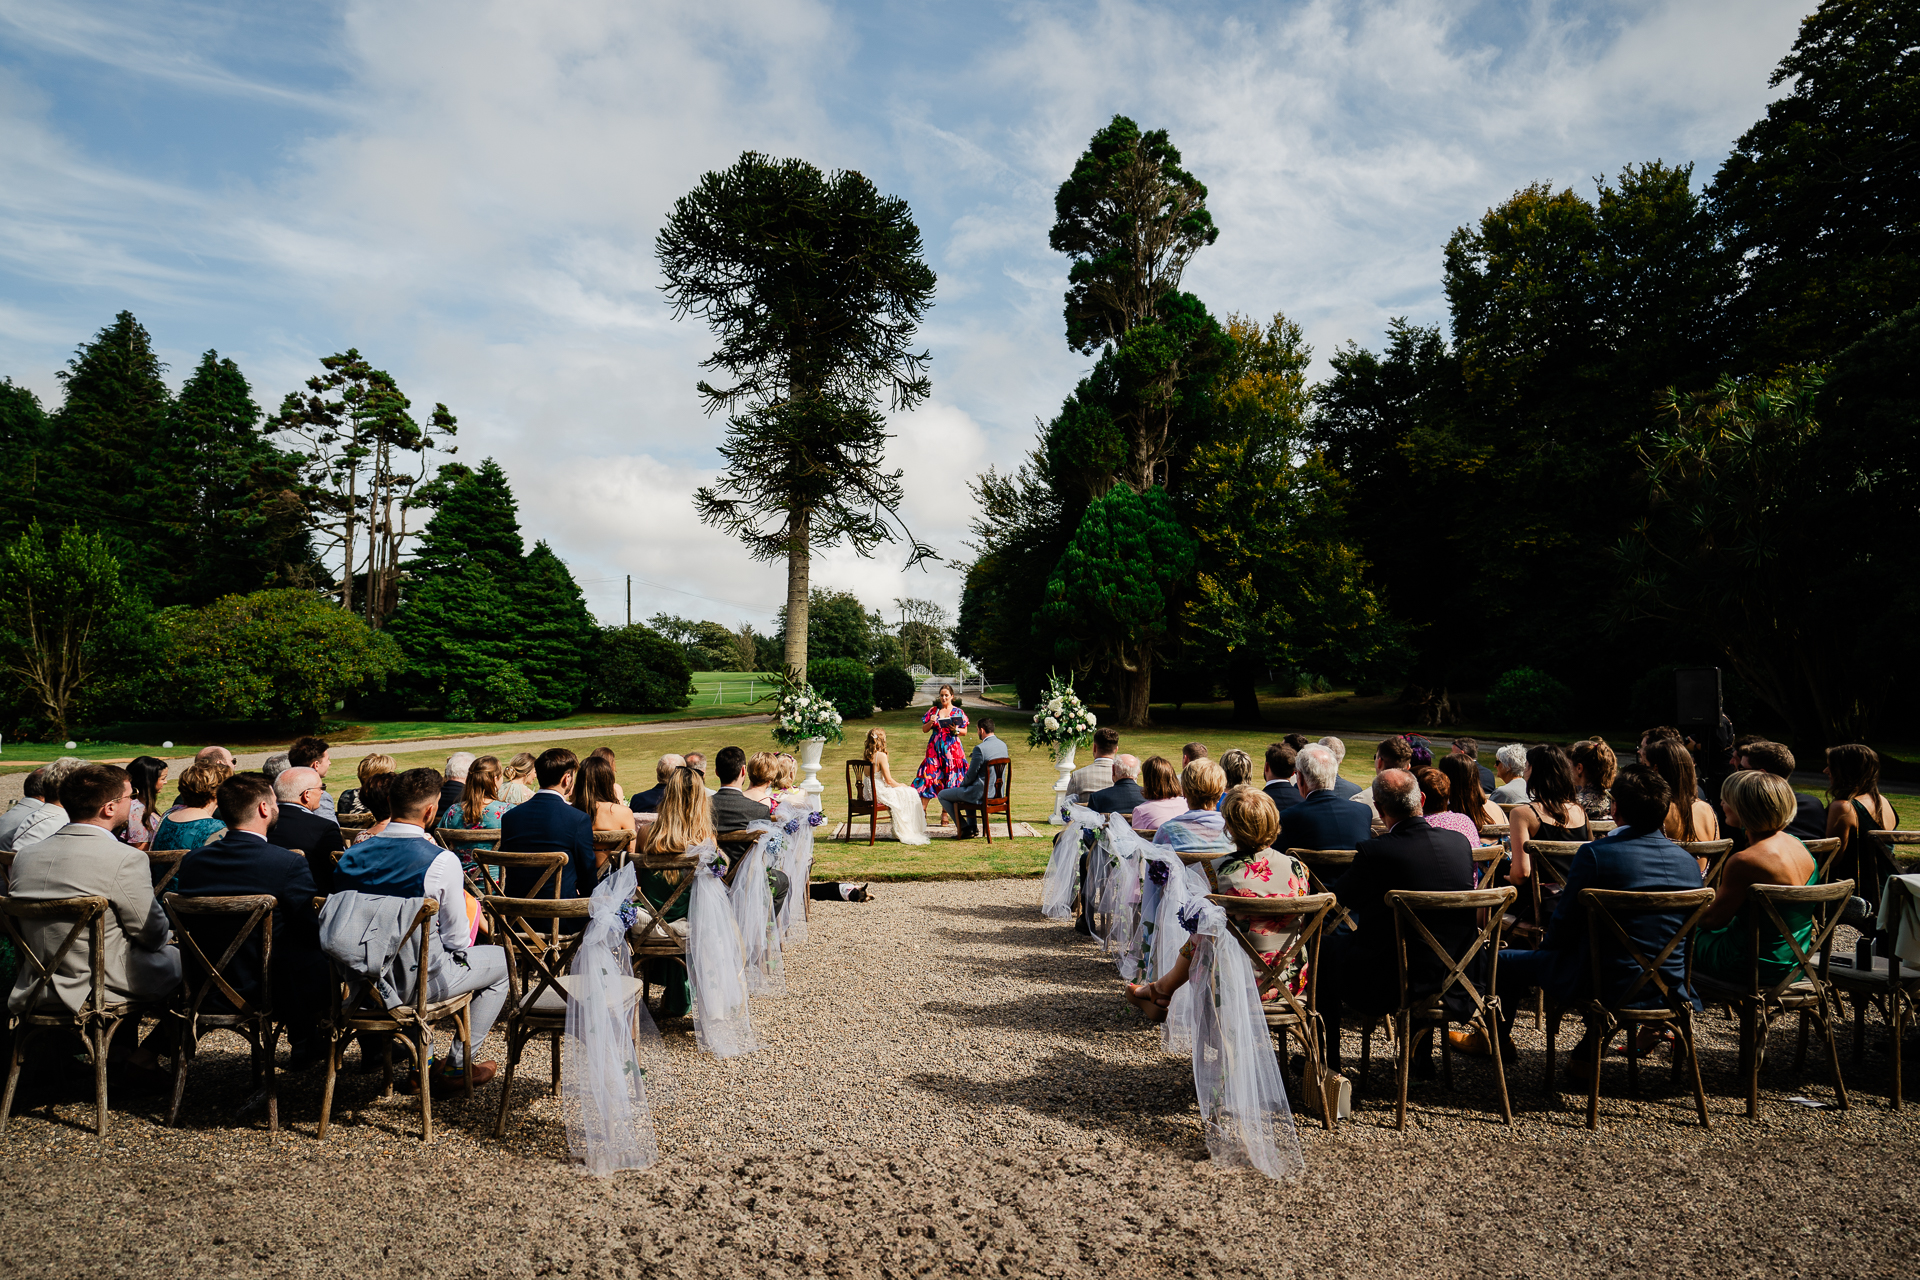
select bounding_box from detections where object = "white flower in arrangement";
[1047,698,1063,714]
[1043,716,1059,731]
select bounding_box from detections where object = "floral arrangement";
[765,667,845,747]
[1027,670,1096,752]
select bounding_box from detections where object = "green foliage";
[408,458,525,579]
[778,588,889,666]
[1486,667,1573,731]
[153,589,403,728]
[959,455,1077,709]
[515,541,597,714]
[589,625,695,712]
[1710,0,1920,370]
[0,523,132,738]
[0,378,51,542]
[806,656,874,721]
[648,614,741,671]
[872,664,916,711]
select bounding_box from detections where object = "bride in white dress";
[863,728,929,845]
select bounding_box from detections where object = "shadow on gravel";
[920,988,1143,1032]
[903,1047,1199,1146]
[919,901,1051,923]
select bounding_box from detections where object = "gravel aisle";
[0,879,1915,1278]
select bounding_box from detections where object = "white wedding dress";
[870,755,929,845]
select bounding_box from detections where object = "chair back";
[483,895,594,1017]
[1588,819,1618,835]
[1478,822,1510,840]
[148,848,191,891]
[630,843,699,954]
[1748,879,1855,1002]
[845,759,876,804]
[1579,888,1715,1012]
[1524,839,1585,887]
[1804,836,1843,879]
[472,849,568,899]
[982,757,1010,802]
[1385,886,1517,1022]
[593,828,634,855]
[164,893,278,1025]
[1686,839,1738,887]
[0,895,108,1016]
[1470,844,1505,886]
[335,897,441,1025]
[338,811,376,831]
[1209,892,1335,1027]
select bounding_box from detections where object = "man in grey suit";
[940,717,1010,839]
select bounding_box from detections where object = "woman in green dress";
[633,765,714,1018]
[1693,770,1818,986]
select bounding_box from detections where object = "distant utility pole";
[626,575,632,627]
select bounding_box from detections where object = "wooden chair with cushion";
[148,848,191,893]
[1210,891,1339,1129]
[1691,878,1855,1117]
[317,897,475,1143]
[1383,885,1519,1130]
[1545,887,1716,1129]
[844,759,888,845]
[162,892,284,1135]
[1828,875,1920,1109]
[0,895,173,1138]
[952,759,1014,843]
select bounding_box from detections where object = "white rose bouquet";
[764,668,846,747]
[1027,670,1096,751]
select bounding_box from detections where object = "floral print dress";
[913,706,970,799]
[1217,847,1314,994]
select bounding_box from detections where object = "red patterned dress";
[1217,848,1314,994]
[913,706,970,798]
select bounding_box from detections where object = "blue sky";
[0,0,1810,634]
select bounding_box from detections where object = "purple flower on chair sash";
[806,810,826,828]
[1177,901,1205,934]
[783,817,802,834]
[1079,827,1099,851]
[1147,860,1170,887]
[617,897,640,930]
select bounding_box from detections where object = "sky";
[0,0,1811,637]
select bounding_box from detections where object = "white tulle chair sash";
[730,823,786,996]
[686,840,760,1058]
[771,801,815,946]
[564,862,667,1175]
[1042,804,1101,920]
[1098,819,1158,976]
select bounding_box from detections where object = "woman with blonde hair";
[439,754,512,864]
[338,752,395,816]
[1152,759,1233,852]
[1694,770,1819,985]
[861,727,929,845]
[743,751,779,806]
[500,752,537,804]
[770,753,807,808]
[637,766,715,1018]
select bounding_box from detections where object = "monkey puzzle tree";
[656,153,937,671]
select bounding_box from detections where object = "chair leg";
[415,1033,433,1143]
[93,1018,111,1138]
[1626,1018,1640,1096]
[1679,1015,1710,1128]
[1394,1012,1411,1131]
[1586,1023,1603,1130]
[1819,1008,1850,1111]
[1743,1006,1761,1118]
[1892,994,1905,1111]
[463,1012,476,1100]
[0,1028,26,1137]
[263,1024,279,1138]
[550,1029,561,1098]
[318,1035,340,1139]
[1544,1007,1558,1094]
[167,1030,193,1127]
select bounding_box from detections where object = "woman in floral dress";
[913,684,970,802]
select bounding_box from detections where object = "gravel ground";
[1,879,1916,1278]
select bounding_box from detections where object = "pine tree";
[384,562,534,720]
[407,457,525,579]
[513,540,596,715]
[0,379,51,542]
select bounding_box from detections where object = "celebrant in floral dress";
[914,684,970,801]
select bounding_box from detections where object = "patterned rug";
[828,819,1044,840]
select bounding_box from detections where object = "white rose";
[1047,698,1063,714]
[1044,716,1059,731]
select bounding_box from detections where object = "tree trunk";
[1112,646,1155,728]
[783,508,810,675]
[1227,649,1262,724]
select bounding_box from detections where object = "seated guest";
[712,745,775,854]
[1406,735,1435,770]
[571,754,635,876]
[1637,724,1685,765]
[500,752,538,805]
[0,767,51,853]
[635,767,712,1017]
[1737,741,1824,842]
[938,719,1010,840]
[1693,770,1820,987]
[1219,749,1255,797]
[1569,738,1617,821]
[1490,744,1530,804]
[1822,744,1900,906]
[268,766,347,893]
[1180,741,1208,767]
[261,753,291,782]
[1507,743,1591,919]
[354,772,395,842]
[1317,737,1363,799]
[439,755,512,868]
[1089,755,1145,815]
[286,737,335,819]
[1125,788,1312,1018]
[1415,767,1482,844]
[1151,759,1232,852]
[1351,735,1414,819]
[331,767,505,1090]
[194,745,236,769]
[1466,763,1704,1071]
[1068,727,1121,802]
[440,752,476,822]
[1283,733,1311,754]
[630,754,684,815]
[176,774,329,1068]
[120,756,168,849]
[1279,744,1373,852]
[1129,756,1187,833]
[1262,743,1304,815]
[337,753,395,817]
[6,764,181,1071]
[684,752,713,792]
[1644,738,1720,850]
[589,746,625,802]
[5,756,86,851]
[1319,770,1475,1075]
[498,748,597,899]
[771,753,808,808]
[153,762,231,853]
[1452,737,1495,794]
[742,751,779,806]
[1438,753,1503,831]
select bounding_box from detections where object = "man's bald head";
[1373,769,1421,822]
[1111,754,1140,782]
[274,766,322,809]
[196,745,235,768]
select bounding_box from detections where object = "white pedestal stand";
[1049,743,1077,824]
[798,737,827,812]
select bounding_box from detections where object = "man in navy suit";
[1262,743,1305,815]
[173,773,329,1067]
[1319,769,1476,1076]
[1318,737,1364,799]
[628,753,683,816]
[499,747,597,899]
[1278,745,1373,852]
[1476,764,1705,1077]
[1088,755,1145,815]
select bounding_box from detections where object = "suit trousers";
[427,944,509,1067]
[938,784,984,827]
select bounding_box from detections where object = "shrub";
[152,589,404,728]
[1486,666,1573,730]
[807,656,874,721]
[872,664,916,711]
[589,624,694,712]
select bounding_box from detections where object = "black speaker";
[1675,667,1722,724]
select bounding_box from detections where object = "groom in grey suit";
[939,718,1009,839]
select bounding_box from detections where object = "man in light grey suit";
[6,764,181,1017]
[939,717,1010,839]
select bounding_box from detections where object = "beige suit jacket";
[1067,755,1116,802]
[6,824,181,1014]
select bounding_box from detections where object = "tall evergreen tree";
[514,540,597,715]
[0,378,51,541]
[407,458,525,579]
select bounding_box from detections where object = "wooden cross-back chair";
[629,847,699,1008]
[1545,887,1716,1130]
[1478,822,1511,841]
[482,895,613,1139]
[1588,819,1618,835]
[1691,878,1855,1118]
[843,759,889,845]
[1208,892,1339,1129]
[952,758,1015,843]
[1684,840,1737,887]
[1382,885,1518,1131]
[436,828,503,889]
[593,828,635,874]
[1287,849,1357,933]
[1803,837,1843,880]
[318,897,475,1143]
[0,896,171,1138]
[162,892,283,1135]
[1829,874,1920,1109]
[337,811,376,831]
[148,848,191,893]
